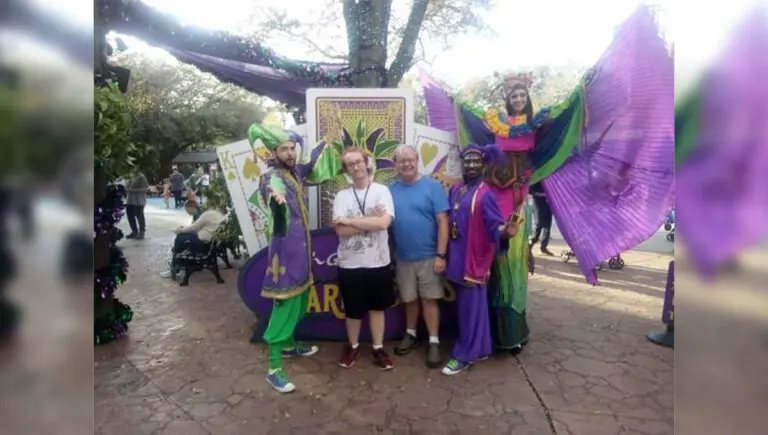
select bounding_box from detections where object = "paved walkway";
[94,206,673,435]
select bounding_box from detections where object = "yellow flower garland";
[484,109,510,137]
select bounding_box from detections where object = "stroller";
[664,209,675,242]
[561,249,625,270]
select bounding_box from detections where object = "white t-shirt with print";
[333,182,394,269]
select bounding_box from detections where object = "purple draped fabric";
[99,0,352,106]
[543,5,674,284]
[676,10,768,275]
[165,48,323,107]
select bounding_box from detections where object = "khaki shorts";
[395,258,444,303]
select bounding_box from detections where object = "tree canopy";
[249,0,493,87]
[112,50,268,180]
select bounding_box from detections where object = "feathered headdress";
[502,72,534,93]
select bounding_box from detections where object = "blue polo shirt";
[389,177,450,261]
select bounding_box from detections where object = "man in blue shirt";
[389,145,450,368]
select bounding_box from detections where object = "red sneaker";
[339,344,360,368]
[373,348,394,371]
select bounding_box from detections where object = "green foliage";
[0,64,91,179]
[94,83,152,181]
[112,51,268,181]
[203,171,246,254]
[330,119,399,161]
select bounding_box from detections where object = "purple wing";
[676,9,768,276]
[420,68,458,133]
[543,5,674,284]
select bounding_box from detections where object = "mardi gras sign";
[239,229,461,341]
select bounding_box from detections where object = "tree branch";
[387,0,429,87]
[277,28,349,61]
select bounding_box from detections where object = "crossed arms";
[334,207,392,236]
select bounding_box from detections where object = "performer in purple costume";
[442,144,520,376]
[247,124,343,393]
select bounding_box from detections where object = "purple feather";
[366,128,385,151]
[420,68,458,133]
[481,144,505,165]
[376,159,395,170]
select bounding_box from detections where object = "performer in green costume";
[248,124,342,393]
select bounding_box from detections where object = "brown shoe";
[373,348,394,371]
[339,344,360,368]
[394,333,419,356]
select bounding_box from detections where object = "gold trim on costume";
[260,169,315,299]
[463,276,488,284]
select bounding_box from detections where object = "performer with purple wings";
[420,5,674,353]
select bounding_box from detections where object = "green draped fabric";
[303,145,343,185]
[674,84,702,167]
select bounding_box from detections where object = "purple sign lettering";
[661,261,674,326]
[238,228,459,341]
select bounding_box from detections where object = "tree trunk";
[344,0,388,88]
[344,0,429,89]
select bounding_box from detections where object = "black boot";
[540,229,554,256]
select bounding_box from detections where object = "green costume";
[248,124,342,372]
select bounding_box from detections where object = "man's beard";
[276,156,296,168]
[463,169,482,181]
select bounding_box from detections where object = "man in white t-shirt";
[332,148,396,371]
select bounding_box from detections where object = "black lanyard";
[353,182,371,216]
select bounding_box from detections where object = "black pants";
[125,204,146,234]
[530,196,553,250]
[173,232,200,252]
[172,190,183,207]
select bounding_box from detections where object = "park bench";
[170,226,229,286]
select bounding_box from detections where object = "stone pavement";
[95,210,673,435]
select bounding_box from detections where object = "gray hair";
[393,144,418,161]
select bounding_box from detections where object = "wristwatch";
[436,253,447,260]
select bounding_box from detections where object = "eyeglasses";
[347,159,366,168]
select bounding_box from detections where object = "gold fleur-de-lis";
[266,254,286,284]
